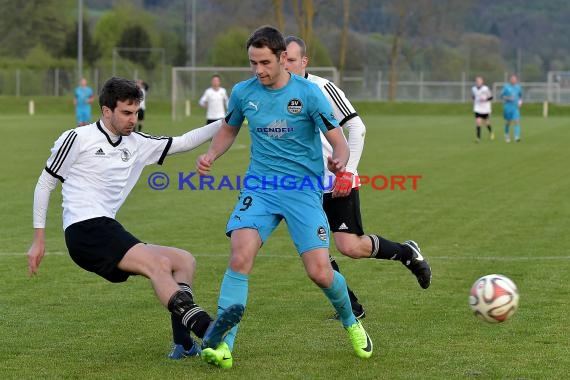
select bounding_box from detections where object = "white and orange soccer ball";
[469,274,519,323]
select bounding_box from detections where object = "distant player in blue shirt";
[74,78,94,126]
[196,26,373,368]
[500,74,523,142]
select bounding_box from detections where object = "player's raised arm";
[195,121,240,175]
[168,119,223,154]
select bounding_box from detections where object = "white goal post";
[171,66,339,121]
[546,70,570,104]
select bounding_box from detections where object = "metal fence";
[0,66,169,99]
[2,67,569,105]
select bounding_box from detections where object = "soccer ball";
[469,274,519,323]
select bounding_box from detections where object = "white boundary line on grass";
[1,251,569,261]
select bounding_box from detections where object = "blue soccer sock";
[504,124,510,136]
[514,124,521,140]
[218,268,248,351]
[322,271,357,328]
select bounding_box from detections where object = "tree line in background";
[1,0,569,99]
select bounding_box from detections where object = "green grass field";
[1,108,569,379]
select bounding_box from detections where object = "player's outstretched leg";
[200,304,244,369]
[346,320,373,359]
[202,303,245,350]
[402,240,432,289]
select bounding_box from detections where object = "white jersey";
[472,85,492,114]
[139,87,146,110]
[44,120,172,229]
[199,87,228,120]
[305,73,365,191]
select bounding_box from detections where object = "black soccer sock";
[487,125,492,133]
[476,126,481,139]
[168,290,212,339]
[171,283,195,349]
[368,234,412,263]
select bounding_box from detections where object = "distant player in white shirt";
[471,76,495,142]
[284,36,432,320]
[199,74,229,124]
[26,76,243,360]
[135,79,148,132]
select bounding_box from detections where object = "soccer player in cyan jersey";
[27,76,243,359]
[196,26,373,368]
[500,74,523,142]
[73,78,94,126]
[284,36,431,321]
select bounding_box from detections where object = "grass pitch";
[1,109,569,379]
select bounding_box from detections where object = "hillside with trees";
[1,0,569,97]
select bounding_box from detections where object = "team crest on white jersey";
[119,148,132,162]
[287,98,302,114]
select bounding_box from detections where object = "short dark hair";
[284,36,307,56]
[246,25,286,59]
[99,77,143,111]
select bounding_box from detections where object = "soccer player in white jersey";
[471,76,495,142]
[26,76,243,360]
[199,74,229,124]
[284,36,432,319]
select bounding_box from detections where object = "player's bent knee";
[309,272,333,288]
[228,249,256,273]
[177,250,196,269]
[229,256,252,273]
[306,267,334,288]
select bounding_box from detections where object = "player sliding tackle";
[26,76,243,358]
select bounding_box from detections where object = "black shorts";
[64,217,141,283]
[206,118,222,125]
[322,188,364,235]
[474,112,490,119]
[138,109,145,121]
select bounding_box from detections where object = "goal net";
[171,66,339,120]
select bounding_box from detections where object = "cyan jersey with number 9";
[226,73,340,186]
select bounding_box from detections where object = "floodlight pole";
[185,0,197,97]
[78,0,83,80]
